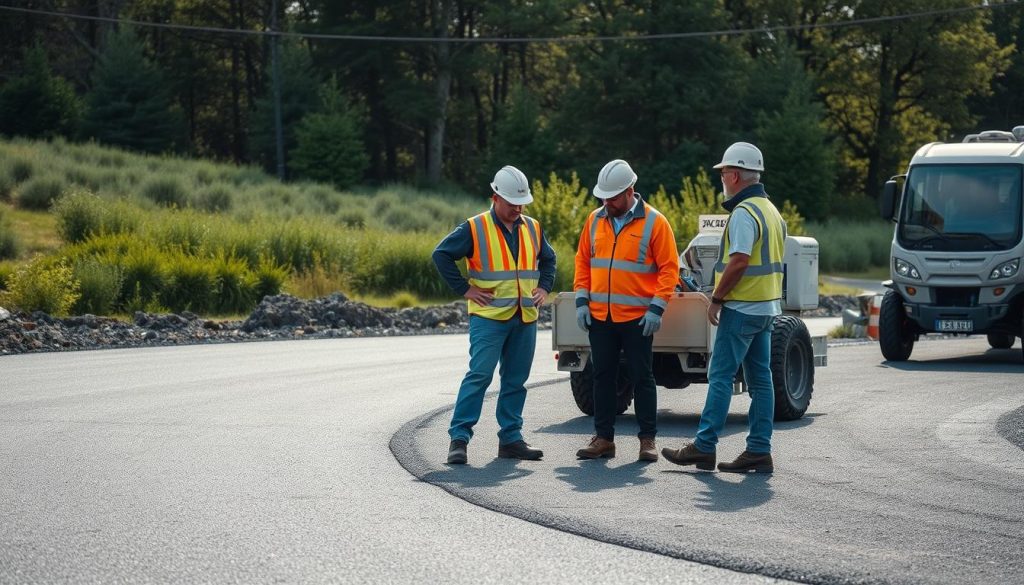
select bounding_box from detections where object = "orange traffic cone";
[867,294,883,340]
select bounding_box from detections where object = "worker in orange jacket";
[573,159,680,462]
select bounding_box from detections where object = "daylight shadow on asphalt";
[660,471,775,511]
[421,458,535,488]
[552,458,653,492]
[882,349,1023,373]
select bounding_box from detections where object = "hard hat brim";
[592,185,626,199]
[491,182,533,205]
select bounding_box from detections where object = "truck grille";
[934,287,979,307]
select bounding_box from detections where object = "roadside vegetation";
[0,138,888,317]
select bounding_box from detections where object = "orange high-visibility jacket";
[573,197,680,322]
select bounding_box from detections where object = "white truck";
[878,127,1024,361]
[550,220,827,421]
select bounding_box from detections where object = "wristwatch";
[711,296,724,305]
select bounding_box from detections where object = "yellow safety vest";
[466,211,541,322]
[714,196,786,302]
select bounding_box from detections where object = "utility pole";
[271,0,285,181]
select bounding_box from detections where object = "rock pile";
[0,292,845,355]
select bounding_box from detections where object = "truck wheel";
[569,358,634,416]
[878,289,915,361]
[987,332,1014,349]
[770,315,814,421]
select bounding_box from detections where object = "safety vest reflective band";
[575,199,679,322]
[466,211,541,322]
[713,196,786,302]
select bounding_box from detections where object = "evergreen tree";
[487,84,563,185]
[0,45,82,139]
[289,79,369,190]
[248,43,321,176]
[80,28,184,154]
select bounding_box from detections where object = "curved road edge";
[389,380,811,585]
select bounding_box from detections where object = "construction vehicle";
[878,127,1024,360]
[550,219,827,421]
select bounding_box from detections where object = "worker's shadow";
[662,471,774,511]
[553,459,653,493]
[421,458,534,488]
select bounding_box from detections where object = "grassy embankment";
[0,137,889,318]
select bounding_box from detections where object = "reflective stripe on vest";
[713,197,786,302]
[466,211,541,322]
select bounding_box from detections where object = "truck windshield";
[898,164,1023,251]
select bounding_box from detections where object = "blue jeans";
[695,307,775,454]
[449,315,537,445]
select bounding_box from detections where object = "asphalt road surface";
[2,330,1021,584]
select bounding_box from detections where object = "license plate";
[935,319,973,332]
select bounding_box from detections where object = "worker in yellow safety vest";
[663,142,787,474]
[432,165,557,465]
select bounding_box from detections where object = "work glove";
[576,305,592,332]
[638,310,662,337]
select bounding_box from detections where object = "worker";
[573,159,680,462]
[432,165,557,465]
[662,142,786,473]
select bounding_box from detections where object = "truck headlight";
[989,258,1020,280]
[894,258,921,280]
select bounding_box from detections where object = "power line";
[0,2,1020,44]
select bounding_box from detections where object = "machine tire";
[769,315,814,421]
[879,289,915,361]
[569,357,634,416]
[987,332,1014,349]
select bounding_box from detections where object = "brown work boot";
[718,451,774,473]
[661,442,716,470]
[638,437,658,462]
[576,436,616,459]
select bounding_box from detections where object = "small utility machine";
[551,218,827,421]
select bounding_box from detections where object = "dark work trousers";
[588,316,657,440]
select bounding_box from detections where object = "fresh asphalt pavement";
[2,328,1022,584]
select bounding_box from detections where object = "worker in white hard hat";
[573,159,680,462]
[432,165,557,465]
[663,141,787,474]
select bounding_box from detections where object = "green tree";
[818,0,1011,198]
[80,27,185,154]
[0,45,82,139]
[288,80,369,189]
[248,42,321,176]
[487,84,564,185]
[752,49,836,221]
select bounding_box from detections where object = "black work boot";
[661,442,716,470]
[497,440,543,460]
[446,440,468,465]
[718,451,773,473]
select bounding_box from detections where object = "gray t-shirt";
[723,207,781,316]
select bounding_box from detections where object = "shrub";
[72,258,124,315]
[196,184,233,212]
[351,231,448,297]
[17,176,66,210]
[0,261,14,290]
[9,158,35,183]
[0,257,80,315]
[0,168,13,201]
[53,189,106,243]
[390,291,419,308]
[159,254,217,313]
[119,244,166,308]
[211,254,258,314]
[528,172,594,248]
[337,209,367,229]
[253,256,288,302]
[141,176,188,208]
[0,206,20,260]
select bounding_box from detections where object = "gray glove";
[638,311,662,337]
[576,305,592,332]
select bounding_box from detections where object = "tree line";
[1,1,1022,220]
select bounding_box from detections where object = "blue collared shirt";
[610,196,642,235]
[432,208,557,296]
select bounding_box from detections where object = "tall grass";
[0,205,20,260]
[806,220,893,273]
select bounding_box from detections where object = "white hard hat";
[490,165,532,205]
[713,142,764,172]
[593,159,637,199]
